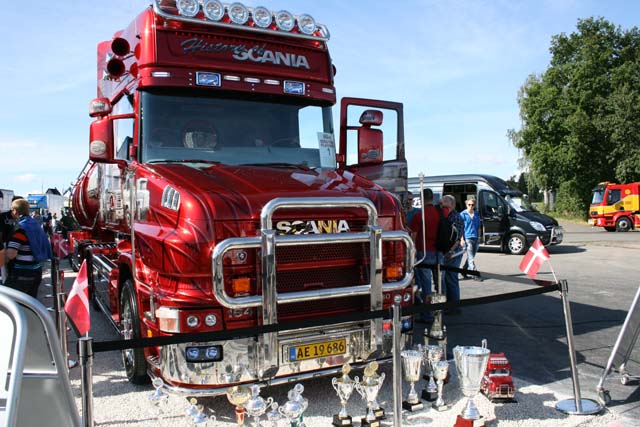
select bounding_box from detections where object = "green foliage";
[509,18,640,216]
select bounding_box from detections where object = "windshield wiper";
[238,162,310,170]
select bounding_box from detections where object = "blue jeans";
[462,238,479,272]
[415,251,443,321]
[443,253,463,305]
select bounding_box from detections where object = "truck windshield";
[506,196,537,212]
[140,91,335,169]
[591,188,605,204]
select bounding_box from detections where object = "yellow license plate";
[289,339,346,361]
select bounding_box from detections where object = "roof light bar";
[152,1,330,41]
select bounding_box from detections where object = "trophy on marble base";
[226,385,252,426]
[401,349,425,412]
[422,344,443,401]
[356,363,383,427]
[331,364,359,426]
[433,360,450,411]
[453,342,491,427]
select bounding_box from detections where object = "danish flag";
[519,237,550,279]
[64,260,91,336]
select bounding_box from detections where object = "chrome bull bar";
[211,197,415,380]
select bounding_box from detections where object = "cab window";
[607,189,621,205]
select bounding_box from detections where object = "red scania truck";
[589,182,640,232]
[70,0,414,394]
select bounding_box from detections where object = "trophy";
[422,345,443,401]
[279,385,308,427]
[148,377,169,413]
[453,343,491,427]
[401,350,425,411]
[266,402,281,427]
[355,364,382,427]
[364,361,386,419]
[244,385,274,427]
[331,364,359,426]
[290,384,309,427]
[433,360,449,411]
[186,398,200,418]
[226,385,252,426]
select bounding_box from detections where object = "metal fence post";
[79,337,94,427]
[392,295,403,427]
[555,279,602,415]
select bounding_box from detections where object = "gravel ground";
[67,358,628,427]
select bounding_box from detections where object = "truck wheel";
[616,217,632,232]
[604,227,616,232]
[506,233,527,255]
[120,279,149,385]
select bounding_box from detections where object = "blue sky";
[1,0,638,198]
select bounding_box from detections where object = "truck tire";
[616,217,632,232]
[120,279,149,385]
[506,233,527,255]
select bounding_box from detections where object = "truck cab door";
[338,97,408,206]
[479,190,508,246]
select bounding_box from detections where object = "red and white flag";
[519,237,550,279]
[65,260,91,335]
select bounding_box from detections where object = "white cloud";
[14,174,38,184]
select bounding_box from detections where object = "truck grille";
[275,241,371,320]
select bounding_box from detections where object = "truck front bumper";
[152,318,411,396]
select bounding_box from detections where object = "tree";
[509,18,640,216]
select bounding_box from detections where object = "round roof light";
[275,10,295,31]
[203,0,225,21]
[252,6,272,28]
[176,0,199,18]
[297,14,316,35]
[228,3,249,25]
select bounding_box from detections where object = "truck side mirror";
[89,118,116,163]
[357,109,383,165]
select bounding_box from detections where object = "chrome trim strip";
[152,1,330,41]
[369,225,383,353]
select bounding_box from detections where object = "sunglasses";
[467,203,475,207]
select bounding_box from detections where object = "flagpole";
[555,279,602,415]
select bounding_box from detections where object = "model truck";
[481,352,515,400]
[69,0,414,395]
[589,181,640,232]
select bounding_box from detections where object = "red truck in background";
[589,182,640,232]
[481,353,515,400]
[63,0,415,395]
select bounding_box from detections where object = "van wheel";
[616,217,632,232]
[120,279,149,385]
[506,233,527,255]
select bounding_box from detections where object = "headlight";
[275,10,295,31]
[529,221,546,232]
[252,6,272,28]
[204,314,218,327]
[228,2,249,24]
[297,14,316,35]
[176,0,199,17]
[203,0,225,21]
[186,315,200,328]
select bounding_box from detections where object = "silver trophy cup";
[453,345,491,422]
[422,344,443,401]
[331,364,359,426]
[401,350,424,411]
[244,384,274,427]
[433,360,449,411]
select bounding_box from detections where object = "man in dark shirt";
[5,198,52,298]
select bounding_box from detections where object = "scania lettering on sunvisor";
[276,220,350,235]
